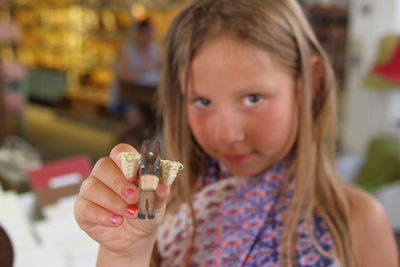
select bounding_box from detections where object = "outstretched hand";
[74,143,170,256]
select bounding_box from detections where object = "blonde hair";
[157,0,356,266]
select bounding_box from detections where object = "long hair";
[157,0,356,266]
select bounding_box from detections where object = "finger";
[91,157,138,204]
[79,176,138,218]
[75,197,124,229]
[154,183,171,211]
[110,143,140,182]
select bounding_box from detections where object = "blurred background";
[0,0,399,266]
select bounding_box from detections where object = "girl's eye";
[194,98,212,108]
[243,94,264,107]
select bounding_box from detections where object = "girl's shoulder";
[342,185,386,220]
[341,185,399,267]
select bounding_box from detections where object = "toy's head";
[139,140,161,178]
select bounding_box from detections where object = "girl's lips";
[223,153,253,164]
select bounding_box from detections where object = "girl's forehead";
[191,35,289,74]
[195,34,256,57]
[192,37,285,73]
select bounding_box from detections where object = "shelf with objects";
[302,3,349,90]
[301,2,349,153]
[10,0,185,116]
[11,0,133,114]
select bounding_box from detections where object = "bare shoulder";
[342,185,386,221]
[342,185,399,267]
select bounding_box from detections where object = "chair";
[117,80,159,143]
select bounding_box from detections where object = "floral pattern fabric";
[157,157,339,266]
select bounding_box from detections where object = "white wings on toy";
[119,152,183,186]
[119,151,141,178]
[160,160,184,186]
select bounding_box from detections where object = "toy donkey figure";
[119,139,184,220]
[138,140,161,219]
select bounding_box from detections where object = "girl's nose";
[214,109,245,145]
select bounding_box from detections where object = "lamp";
[364,35,400,89]
[363,35,400,140]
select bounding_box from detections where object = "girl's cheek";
[188,113,210,141]
[247,110,282,140]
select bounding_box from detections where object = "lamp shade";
[364,36,400,89]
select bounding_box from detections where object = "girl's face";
[186,35,299,177]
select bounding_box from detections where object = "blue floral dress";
[157,157,340,266]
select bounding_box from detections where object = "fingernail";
[127,204,138,216]
[110,215,121,225]
[123,188,134,199]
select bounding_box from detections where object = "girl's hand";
[74,143,170,256]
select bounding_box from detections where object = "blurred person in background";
[109,18,161,143]
[0,0,28,138]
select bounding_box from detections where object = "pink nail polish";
[123,188,134,199]
[110,215,121,225]
[127,204,138,216]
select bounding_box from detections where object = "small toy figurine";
[138,140,161,219]
[118,140,183,220]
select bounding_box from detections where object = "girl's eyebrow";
[186,86,204,98]
[186,91,202,100]
[236,84,277,95]
[186,80,278,99]
[186,88,196,96]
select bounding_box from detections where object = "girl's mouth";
[223,153,253,164]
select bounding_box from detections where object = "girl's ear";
[295,55,323,104]
[295,56,324,117]
[310,55,323,99]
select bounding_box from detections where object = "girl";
[74,0,399,266]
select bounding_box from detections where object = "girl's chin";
[224,165,263,177]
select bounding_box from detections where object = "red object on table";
[27,155,92,207]
[27,155,91,190]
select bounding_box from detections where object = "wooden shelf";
[304,4,349,90]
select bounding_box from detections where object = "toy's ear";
[154,140,161,157]
[141,139,150,157]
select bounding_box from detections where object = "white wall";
[341,0,400,153]
[395,0,400,32]
[302,0,347,5]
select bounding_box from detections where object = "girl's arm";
[97,234,156,267]
[344,186,399,267]
[74,143,171,267]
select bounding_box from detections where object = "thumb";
[154,183,170,211]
